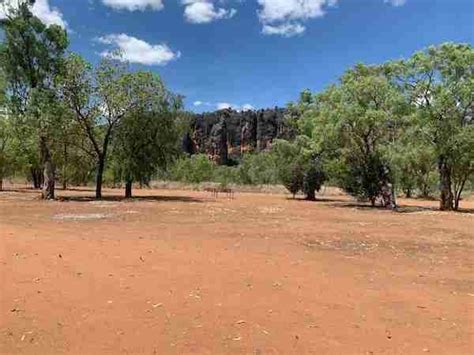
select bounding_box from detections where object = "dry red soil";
[1,188,473,354]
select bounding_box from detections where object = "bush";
[281,162,304,198]
[170,154,214,183]
[341,153,390,205]
[302,158,326,200]
[237,153,279,185]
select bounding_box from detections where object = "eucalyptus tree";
[390,43,474,210]
[111,79,183,198]
[0,1,68,199]
[271,137,326,200]
[299,64,408,208]
[60,54,180,198]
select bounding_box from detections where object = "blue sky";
[2,0,473,111]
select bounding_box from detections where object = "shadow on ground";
[333,202,474,214]
[57,195,204,203]
[0,187,204,203]
[286,197,343,203]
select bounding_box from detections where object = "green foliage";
[341,153,389,205]
[111,87,183,196]
[388,43,474,209]
[212,165,239,187]
[302,158,325,201]
[0,115,15,185]
[167,151,280,186]
[294,63,407,206]
[390,141,437,197]
[291,43,473,210]
[60,53,183,198]
[170,154,214,184]
[271,138,326,199]
[0,2,69,198]
[237,152,279,185]
[281,163,304,198]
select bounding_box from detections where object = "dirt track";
[1,188,473,354]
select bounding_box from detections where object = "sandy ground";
[0,187,473,354]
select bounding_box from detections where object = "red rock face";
[184,108,295,164]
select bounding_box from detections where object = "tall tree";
[297,64,407,208]
[391,43,474,210]
[60,54,177,198]
[111,81,182,198]
[0,1,68,199]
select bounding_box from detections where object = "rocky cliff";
[183,108,295,165]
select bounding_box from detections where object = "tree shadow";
[0,188,40,194]
[286,197,342,203]
[333,202,474,214]
[62,187,96,192]
[58,195,204,203]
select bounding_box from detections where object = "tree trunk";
[438,157,453,211]
[31,167,43,189]
[0,177,3,191]
[62,141,68,190]
[95,157,105,199]
[125,180,133,198]
[405,188,412,198]
[454,176,467,211]
[305,190,316,201]
[40,137,55,200]
[95,132,111,200]
[381,182,397,210]
[421,184,430,198]
[390,183,397,210]
[370,197,376,207]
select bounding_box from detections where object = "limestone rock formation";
[183,107,295,165]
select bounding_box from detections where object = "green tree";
[391,140,437,198]
[112,83,182,198]
[272,137,326,200]
[0,1,68,199]
[60,54,169,198]
[298,64,407,208]
[391,43,474,210]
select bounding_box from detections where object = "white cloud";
[215,102,254,111]
[101,0,164,11]
[384,0,407,6]
[262,23,305,37]
[97,33,180,66]
[193,100,213,107]
[0,0,67,28]
[216,102,233,110]
[257,0,336,37]
[182,0,236,24]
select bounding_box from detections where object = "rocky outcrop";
[183,107,295,164]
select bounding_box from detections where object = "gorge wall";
[183,108,295,165]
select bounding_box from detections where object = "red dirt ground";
[1,188,473,354]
